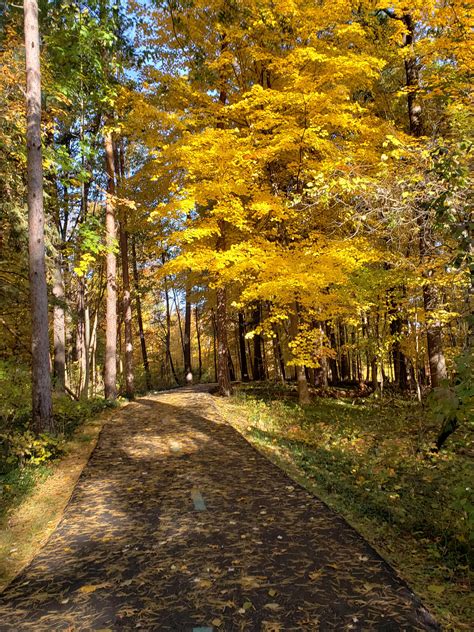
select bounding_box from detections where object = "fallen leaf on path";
[77,583,109,594]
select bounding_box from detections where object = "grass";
[217,382,473,631]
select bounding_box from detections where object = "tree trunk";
[172,287,185,362]
[290,307,310,405]
[104,131,117,400]
[212,311,218,382]
[390,315,408,390]
[195,305,203,381]
[215,286,232,396]
[75,277,89,398]
[327,324,339,384]
[52,254,66,393]
[339,323,350,381]
[119,218,134,399]
[88,308,99,397]
[275,326,286,382]
[163,275,180,386]
[402,12,447,388]
[252,305,265,380]
[214,216,232,396]
[116,144,134,400]
[237,312,250,381]
[184,283,192,383]
[131,237,151,391]
[423,280,447,387]
[24,0,53,432]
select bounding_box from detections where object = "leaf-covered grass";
[222,383,473,630]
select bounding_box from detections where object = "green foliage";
[0,360,113,473]
[428,350,474,448]
[0,464,51,523]
[1,432,64,470]
[0,359,114,522]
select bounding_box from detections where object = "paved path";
[0,387,438,631]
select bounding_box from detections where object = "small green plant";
[428,351,474,450]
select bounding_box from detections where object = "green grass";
[0,464,51,522]
[226,383,473,630]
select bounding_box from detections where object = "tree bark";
[132,237,151,391]
[104,131,117,399]
[213,39,232,396]
[184,283,192,382]
[195,305,203,381]
[76,276,89,398]
[119,218,134,398]
[339,323,350,381]
[390,314,408,390]
[402,12,447,388]
[52,254,66,393]
[163,273,180,386]
[116,143,134,399]
[215,285,232,396]
[238,312,250,381]
[24,0,53,432]
[252,305,265,380]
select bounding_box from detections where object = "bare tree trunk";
[402,12,447,388]
[327,324,339,384]
[116,144,134,400]
[83,301,90,396]
[163,275,180,386]
[390,316,408,390]
[76,277,89,398]
[172,287,185,361]
[184,283,192,383]
[88,309,99,397]
[423,278,447,387]
[238,312,250,381]
[215,286,232,396]
[119,220,134,399]
[252,305,265,380]
[24,0,53,432]
[104,131,117,399]
[52,254,66,392]
[339,323,350,381]
[132,237,151,391]
[271,334,283,382]
[290,307,310,405]
[212,311,217,382]
[195,306,203,381]
[274,326,286,382]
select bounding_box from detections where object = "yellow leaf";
[77,583,109,594]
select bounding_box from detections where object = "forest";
[0,0,473,629]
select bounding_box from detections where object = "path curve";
[0,387,438,631]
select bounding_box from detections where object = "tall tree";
[184,280,192,382]
[401,9,447,387]
[104,130,117,399]
[132,236,152,391]
[116,142,134,399]
[24,0,53,431]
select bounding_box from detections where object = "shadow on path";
[0,387,439,631]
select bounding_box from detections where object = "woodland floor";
[0,386,440,631]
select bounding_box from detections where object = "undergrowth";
[229,382,473,630]
[0,360,114,520]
